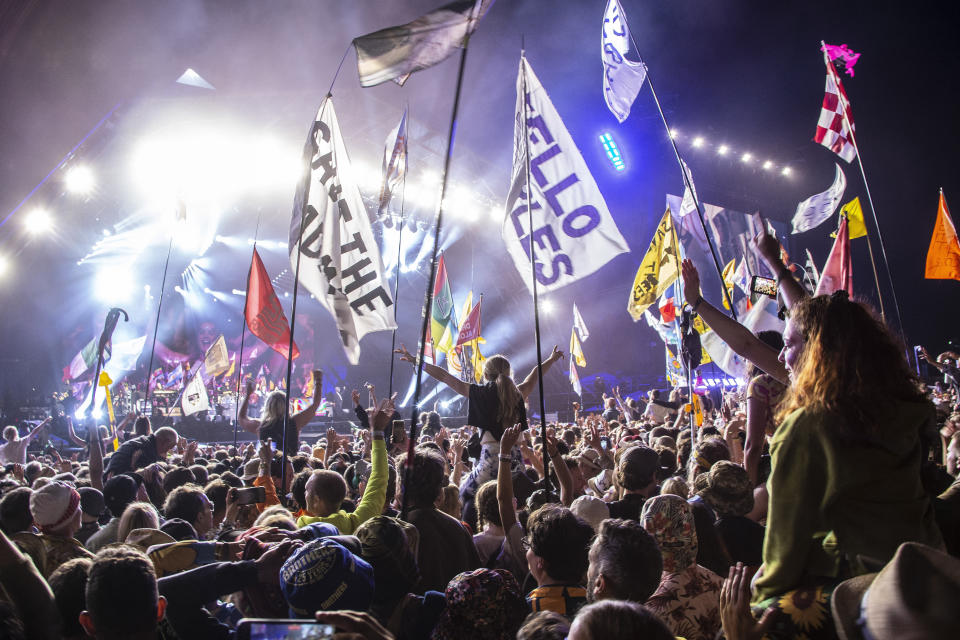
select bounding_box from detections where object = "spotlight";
[489,206,501,220]
[0,255,8,277]
[174,285,185,294]
[95,269,132,303]
[598,132,626,172]
[203,287,212,294]
[717,145,729,156]
[232,289,245,296]
[781,166,792,176]
[24,208,52,233]
[65,165,95,194]
[102,229,112,237]
[541,299,555,314]
[762,160,773,171]
[740,152,752,163]
[144,285,151,293]
[692,136,705,148]
[669,129,679,139]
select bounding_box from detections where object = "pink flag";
[815,216,853,296]
[821,43,861,77]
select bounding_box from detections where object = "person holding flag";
[395,342,564,521]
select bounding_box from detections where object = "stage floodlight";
[717,144,729,156]
[781,166,792,176]
[24,208,52,233]
[669,129,679,139]
[692,136,705,148]
[740,152,752,163]
[65,165,95,194]
[598,132,625,172]
[762,160,773,171]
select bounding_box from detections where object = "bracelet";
[775,265,791,284]
[372,433,385,441]
[498,454,512,463]
[691,295,704,312]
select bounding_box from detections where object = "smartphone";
[750,275,778,299]
[600,437,609,450]
[392,420,406,442]
[236,619,335,640]
[236,486,267,506]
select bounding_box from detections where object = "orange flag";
[925,191,960,281]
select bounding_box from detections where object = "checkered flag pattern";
[814,54,857,163]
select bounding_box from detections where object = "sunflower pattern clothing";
[645,564,723,640]
[751,582,839,640]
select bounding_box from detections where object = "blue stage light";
[598,132,625,172]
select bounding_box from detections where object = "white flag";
[503,57,630,294]
[572,303,589,341]
[678,159,699,217]
[181,372,210,416]
[291,99,397,365]
[700,296,784,380]
[601,0,647,123]
[203,335,230,377]
[569,358,582,397]
[791,163,846,234]
[378,110,408,217]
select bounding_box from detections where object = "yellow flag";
[925,191,960,281]
[831,197,867,240]
[628,208,680,320]
[458,292,473,331]
[720,258,736,310]
[570,328,586,367]
[472,343,485,383]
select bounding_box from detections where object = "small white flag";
[573,303,589,342]
[569,358,582,397]
[503,57,630,294]
[203,335,230,377]
[678,159,699,217]
[378,110,408,217]
[791,163,846,234]
[181,372,210,416]
[601,0,647,123]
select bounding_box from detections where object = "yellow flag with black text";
[628,208,680,320]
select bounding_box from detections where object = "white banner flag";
[291,99,397,365]
[678,159,699,217]
[700,296,784,380]
[791,163,846,234]
[378,110,408,217]
[572,303,589,341]
[601,0,647,123]
[181,372,210,416]
[503,57,630,294]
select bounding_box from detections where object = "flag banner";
[678,159,699,217]
[64,336,111,382]
[791,163,846,234]
[665,344,686,387]
[354,0,494,87]
[628,208,680,320]
[378,110,408,217]
[700,295,784,380]
[446,345,464,378]
[471,341,485,383]
[504,57,630,294]
[804,248,821,288]
[570,328,586,367]
[181,372,210,416]
[721,258,736,310]
[291,99,397,365]
[572,303,589,342]
[821,43,861,77]
[203,335,230,377]
[110,335,146,372]
[456,295,482,347]
[815,216,853,296]
[601,0,647,123]
[658,291,676,324]
[925,191,960,282]
[831,197,867,239]
[814,53,856,163]
[569,357,582,397]
[644,309,674,344]
[431,254,456,353]
[247,248,300,361]
[165,363,184,389]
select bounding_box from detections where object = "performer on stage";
[237,370,322,456]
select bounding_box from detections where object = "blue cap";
[279,538,374,618]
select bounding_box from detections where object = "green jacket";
[754,400,943,603]
[296,438,387,535]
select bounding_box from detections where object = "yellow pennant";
[831,197,867,240]
[570,328,586,367]
[628,208,680,320]
[721,258,736,310]
[98,371,118,450]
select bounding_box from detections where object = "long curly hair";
[775,292,925,441]
[483,355,523,431]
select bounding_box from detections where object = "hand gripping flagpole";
[388,107,410,399]
[232,214,262,448]
[402,42,472,520]
[520,50,553,493]
[821,42,903,332]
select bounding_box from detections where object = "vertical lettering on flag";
[925,191,960,282]
[791,164,846,234]
[290,99,397,365]
[601,0,647,123]
[627,208,679,320]
[572,303,589,342]
[378,110,408,217]
[503,57,630,294]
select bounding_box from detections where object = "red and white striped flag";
[814,51,857,163]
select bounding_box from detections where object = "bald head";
[153,427,178,457]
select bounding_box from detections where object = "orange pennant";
[925,191,960,282]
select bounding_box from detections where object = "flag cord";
[403,40,471,519]
[863,228,886,320]
[388,107,410,399]
[144,232,176,414]
[232,213,262,447]
[520,51,552,493]
[327,44,353,98]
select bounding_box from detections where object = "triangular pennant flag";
[815,216,853,296]
[658,291,676,324]
[246,248,300,361]
[925,190,960,282]
[628,208,680,320]
[175,68,215,90]
[570,328,586,367]
[569,357,582,397]
[572,303,589,342]
[456,296,482,347]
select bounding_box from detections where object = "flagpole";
[233,214,262,448]
[668,215,696,443]
[519,50,553,493]
[619,20,737,317]
[403,41,472,520]
[387,110,410,399]
[144,230,175,416]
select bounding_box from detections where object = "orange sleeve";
[253,475,280,512]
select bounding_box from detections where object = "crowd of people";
[1,226,960,640]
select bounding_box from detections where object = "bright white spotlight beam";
[65,165,95,194]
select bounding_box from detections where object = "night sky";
[0,0,957,406]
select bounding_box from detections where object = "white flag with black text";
[503,57,630,294]
[601,0,647,123]
[291,99,397,365]
[791,163,846,234]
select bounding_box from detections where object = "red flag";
[814,52,857,163]
[658,292,676,324]
[455,297,482,347]
[815,216,853,296]
[245,248,300,360]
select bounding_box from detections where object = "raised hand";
[752,215,781,265]
[245,379,255,397]
[351,389,361,407]
[500,423,522,452]
[326,427,338,448]
[394,343,416,364]
[681,259,701,307]
[548,345,564,363]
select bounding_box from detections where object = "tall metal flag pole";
[616,13,737,317]
[402,40,473,520]
[388,108,410,399]
[821,42,903,332]
[232,214,262,448]
[144,229,176,413]
[519,50,553,492]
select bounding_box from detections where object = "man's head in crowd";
[305,469,348,517]
[280,538,374,618]
[30,481,81,537]
[163,484,213,538]
[396,447,445,509]
[80,547,165,640]
[133,416,151,437]
[526,504,594,586]
[103,474,138,519]
[3,425,18,442]
[204,479,230,525]
[517,610,571,640]
[153,427,179,458]
[586,518,662,603]
[616,445,659,497]
[0,486,33,534]
[48,557,93,640]
[568,600,674,640]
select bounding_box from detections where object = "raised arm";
[293,370,323,430]
[87,422,104,490]
[518,345,564,399]
[682,260,788,384]
[395,343,471,397]
[237,380,261,435]
[66,418,86,448]
[497,425,523,531]
[754,221,808,310]
[545,433,572,507]
[25,417,51,443]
